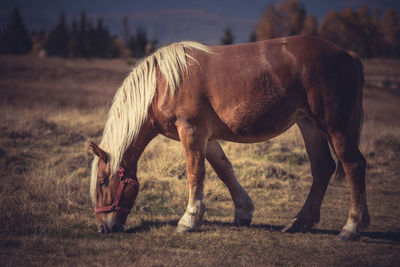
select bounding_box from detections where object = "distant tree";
[381,8,400,57]
[277,0,306,36]
[86,21,98,57]
[69,19,79,57]
[44,11,69,57]
[66,13,119,58]
[319,7,385,58]
[255,0,312,41]
[94,18,119,58]
[2,6,32,54]
[248,31,257,42]
[356,6,383,58]
[318,10,351,49]
[0,29,4,53]
[77,12,89,57]
[122,16,131,47]
[301,14,318,35]
[220,27,235,45]
[128,26,148,57]
[136,27,148,56]
[255,4,281,40]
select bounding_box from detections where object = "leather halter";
[94,167,139,214]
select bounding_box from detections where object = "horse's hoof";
[336,229,360,241]
[281,218,309,233]
[233,217,252,226]
[174,224,193,233]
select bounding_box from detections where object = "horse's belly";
[212,98,300,143]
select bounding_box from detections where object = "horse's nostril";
[99,224,108,234]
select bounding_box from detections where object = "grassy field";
[0,54,399,266]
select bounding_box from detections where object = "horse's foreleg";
[206,140,254,226]
[282,119,336,233]
[175,122,207,233]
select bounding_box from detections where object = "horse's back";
[154,35,363,142]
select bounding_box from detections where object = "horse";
[89,34,369,241]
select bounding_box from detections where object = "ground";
[0,54,399,266]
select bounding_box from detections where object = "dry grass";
[0,55,399,266]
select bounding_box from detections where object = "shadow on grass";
[124,219,179,233]
[124,219,400,244]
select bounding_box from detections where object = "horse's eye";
[98,178,108,186]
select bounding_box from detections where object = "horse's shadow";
[124,219,400,244]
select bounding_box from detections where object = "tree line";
[1,3,400,58]
[253,0,400,58]
[44,12,120,58]
[0,7,156,58]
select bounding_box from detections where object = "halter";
[94,167,139,214]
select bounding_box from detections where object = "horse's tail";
[335,54,364,182]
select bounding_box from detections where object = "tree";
[381,8,400,57]
[255,4,281,40]
[0,29,4,54]
[301,14,318,35]
[277,0,306,36]
[94,17,119,58]
[2,6,32,54]
[77,12,89,57]
[254,0,312,41]
[356,6,382,58]
[318,10,351,50]
[69,19,79,57]
[220,27,235,45]
[122,16,131,47]
[66,13,119,58]
[319,7,386,58]
[128,26,148,57]
[248,31,257,42]
[44,11,69,57]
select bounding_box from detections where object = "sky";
[1,0,400,45]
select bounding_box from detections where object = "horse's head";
[89,142,139,234]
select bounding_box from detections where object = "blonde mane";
[91,41,211,202]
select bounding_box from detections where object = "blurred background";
[0,0,399,58]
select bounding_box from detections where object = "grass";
[0,54,399,266]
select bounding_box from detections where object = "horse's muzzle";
[98,222,124,234]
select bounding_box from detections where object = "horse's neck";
[122,118,158,174]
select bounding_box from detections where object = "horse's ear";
[89,142,108,163]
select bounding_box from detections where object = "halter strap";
[94,167,139,214]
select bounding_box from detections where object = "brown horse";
[89,35,369,241]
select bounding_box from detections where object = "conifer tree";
[220,28,235,45]
[69,20,79,57]
[2,6,32,54]
[95,17,119,58]
[0,29,4,53]
[122,16,131,47]
[136,27,148,56]
[44,12,69,57]
[128,26,148,57]
[77,12,89,57]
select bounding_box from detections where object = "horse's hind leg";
[282,118,336,233]
[206,140,254,226]
[330,131,370,240]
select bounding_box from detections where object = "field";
[0,54,399,266]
